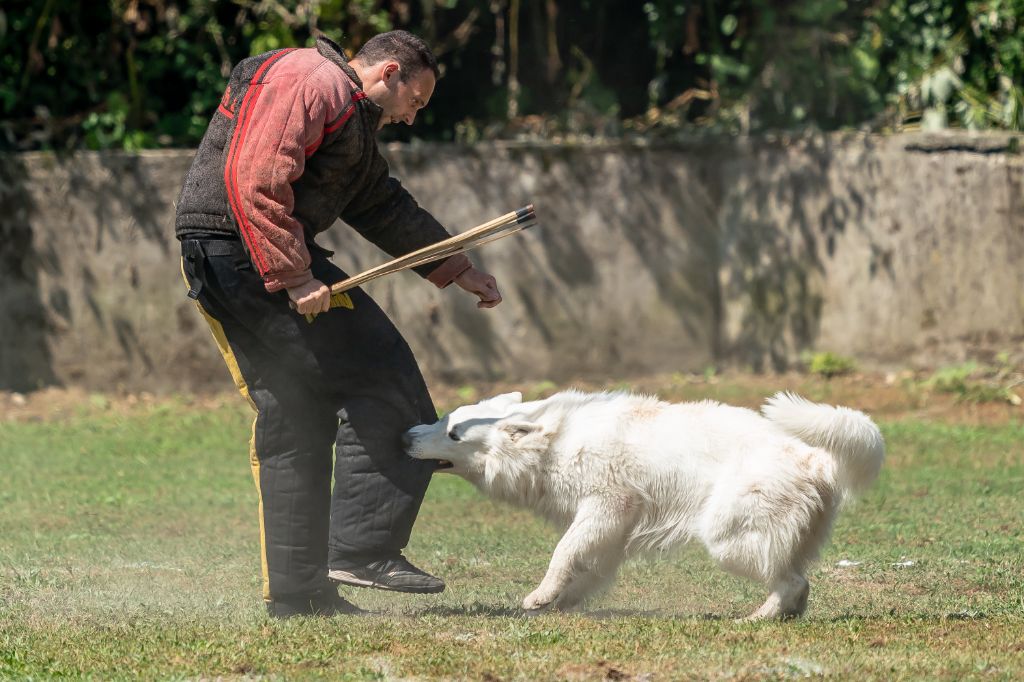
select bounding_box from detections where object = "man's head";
[350,30,439,130]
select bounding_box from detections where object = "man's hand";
[287,278,331,316]
[454,267,502,309]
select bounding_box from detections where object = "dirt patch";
[557,660,642,681]
[0,386,242,423]
[1,370,1020,425]
[429,370,1023,426]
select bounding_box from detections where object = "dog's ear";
[500,420,544,443]
[486,392,523,408]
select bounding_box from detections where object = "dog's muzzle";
[401,430,454,466]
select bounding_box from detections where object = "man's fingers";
[287,279,330,316]
[295,287,331,316]
[477,283,501,308]
[480,277,498,298]
[453,269,502,309]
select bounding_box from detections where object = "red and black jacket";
[175,36,469,292]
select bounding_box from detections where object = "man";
[175,30,501,618]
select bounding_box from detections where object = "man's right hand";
[287,278,331,316]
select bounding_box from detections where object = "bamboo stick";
[297,206,538,321]
[325,205,534,295]
[344,205,530,280]
[377,215,536,272]
[394,218,537,275]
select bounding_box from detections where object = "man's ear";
[500,420,544,443]
[381,61,400,84]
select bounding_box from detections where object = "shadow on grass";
[587,608,724,620]
[819,611,988,623]
[418,603,729,619]
[419,604,525,618]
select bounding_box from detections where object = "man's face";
[370,63,435,130]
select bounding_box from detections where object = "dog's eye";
[448,430,461,442]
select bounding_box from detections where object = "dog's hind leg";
[522,496,635,611]
[704,459,836,620]
[743,478,837,620]
[743,572,809,621]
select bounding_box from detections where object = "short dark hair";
[355,30,440,81]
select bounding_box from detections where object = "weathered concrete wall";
[717,134,1024,371]
[0,133,1020,393]
[355,144,721,386]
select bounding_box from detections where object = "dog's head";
[404,392,548,481]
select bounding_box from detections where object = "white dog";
[405,390,884,619]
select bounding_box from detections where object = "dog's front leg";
[522,496,634,611]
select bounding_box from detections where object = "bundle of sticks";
[329,204,537,295]
[300,204,538,321]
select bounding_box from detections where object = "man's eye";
[448,430,461,442]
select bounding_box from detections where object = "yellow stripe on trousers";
[181,258,271,601]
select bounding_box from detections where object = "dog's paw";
[522,589,556,611]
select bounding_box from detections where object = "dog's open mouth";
[434,459,454,470]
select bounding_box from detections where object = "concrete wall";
[716,134,1024,371]
[1,133,1021,393]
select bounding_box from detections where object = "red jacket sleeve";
[230,62,337,292]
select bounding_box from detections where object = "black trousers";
[180,237,438,600]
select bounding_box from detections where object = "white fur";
[405,390,885,619]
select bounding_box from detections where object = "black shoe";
[266,588,365,619]
[328,554,445,594]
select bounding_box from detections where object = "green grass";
[1,389,1022,680]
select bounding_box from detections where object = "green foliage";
[1,0,392,150]
[637,0,1024,134]
[920,357,1023,404]
[860,0,1024,131]
[923,361,983,394]
[523,380,558,400]
[455,384,478,403]
[3,0,1024,150]
[802,350,856,378]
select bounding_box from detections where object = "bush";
[921,359,1023,405]
[803,351,856,379]
[3,0,1023,150]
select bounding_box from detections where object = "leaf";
[721,14,737,36]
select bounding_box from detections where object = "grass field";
[1,374,1022,680]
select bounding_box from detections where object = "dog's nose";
[400,430,414,451]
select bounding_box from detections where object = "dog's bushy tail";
[762,392,885,496]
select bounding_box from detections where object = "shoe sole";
[328,570,445,594]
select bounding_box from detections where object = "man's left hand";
[454,267,502,309]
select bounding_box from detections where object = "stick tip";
[515,204,536,224]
